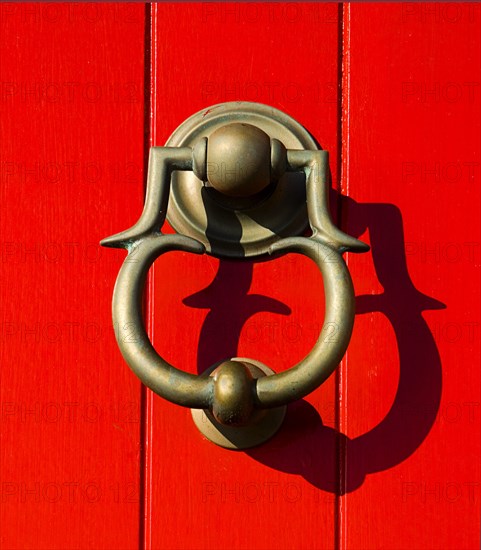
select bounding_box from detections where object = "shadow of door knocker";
[101,102,369,449]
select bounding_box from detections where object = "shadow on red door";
[184,193,445,495]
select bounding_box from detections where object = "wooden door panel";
[340,4,480,549]
[149,3,342,549]
[1,3,479,549]
[0,4,146,548]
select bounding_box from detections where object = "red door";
[1,3,479,549]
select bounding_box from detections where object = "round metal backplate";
[191,358,287,450]
[166,102,318,258]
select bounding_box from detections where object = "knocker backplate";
[165,102,318,258]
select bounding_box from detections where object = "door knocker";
[101,102,368,449]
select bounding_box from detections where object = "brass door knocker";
[101,102,368,449]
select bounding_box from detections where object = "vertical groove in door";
[140,4,153,549]
[337,3,351,550]
[334,3,344,550]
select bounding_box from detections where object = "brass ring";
[112,233,209,409]
[110,232,354,446]
[102,102,368,449]
[259,237,355,408]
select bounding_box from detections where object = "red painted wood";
[0,4,146,548]
[2,3,479,549]
[339,3,481,549]
[148,3,342,549]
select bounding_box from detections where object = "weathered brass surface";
[206,123,271,198]
[101,101,369,449]
[191,359,287,450]
[165,102,317,258]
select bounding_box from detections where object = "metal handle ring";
[102,102,368,449]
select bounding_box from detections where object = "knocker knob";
[211,360,257,426]
[199,122,287,198]
[207,123,271,197]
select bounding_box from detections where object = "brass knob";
[101,102,368,449]
[206,123,272,197]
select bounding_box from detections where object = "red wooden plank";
[339,3,480,549]
[0,4,146,548]
[148,3,342,549]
